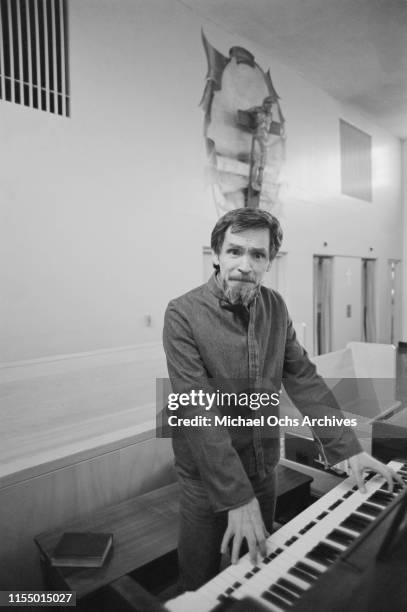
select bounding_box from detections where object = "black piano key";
[326,528,356,547]
[233,581,241,588]
[296,561,322,578]
[380,484,395,491]
[225,587,234,595]
[316,511,328,520]
[343,490,354,499]
[364,471,375,481]
[275,547,284,554]
[340,513,371,533]
[305,552,332,568]
[299,521,316,535]
[270,584,298,604]
[263,550,279,564]
[244,572,253,578]
[312,541,342,559]
[366,498,386,509]
[262,590,291,610]
[328,499,343,510]
[277,577,305,597]
[306,542,341,566]
[288,567,316,585]
[368,491,394,507]
[252,566,261,573]
[284,536,298,546]
[357,502,382,518]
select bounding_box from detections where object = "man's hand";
[221,498,269,565]
[348,451,404,493]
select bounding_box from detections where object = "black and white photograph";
[1,1,407,611]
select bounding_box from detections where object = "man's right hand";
[220,497,269,565]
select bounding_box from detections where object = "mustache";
[228,275,256,283]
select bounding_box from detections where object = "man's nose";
[238,255,252,274]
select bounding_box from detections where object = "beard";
[221,276,259,307]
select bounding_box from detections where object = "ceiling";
[182,0,407,139]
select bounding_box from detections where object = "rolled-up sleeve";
[282,314,362,466]
[163,300,255,512]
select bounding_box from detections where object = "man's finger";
[246,536,258,566]
[374,464,394,492]
[220,528,232,555]
[231,535,243,565]
[258,536,267,558]
[253,524,268,558]
[355,470,367,494]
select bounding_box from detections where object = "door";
[387,260,402,346]
[362,259,377,342]
[313,256,333,355]
[332,256,362,351]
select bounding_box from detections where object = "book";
[50,531,113,568]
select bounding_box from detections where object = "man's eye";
[228,249,240,256]
[254,253,265,260]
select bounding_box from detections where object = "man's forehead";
[224,226,270,248]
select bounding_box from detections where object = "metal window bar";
[62,0,69,115]
[34,0,41,109]
[10,0,20,103]
[16,0,24,105]
[54,0,62,113]
[19,0,29,106]
[50,0,58,113]
[40,0,49,111]
[46,0,54,112]
[0,1,4,99]
[6,0,14,102]
[23,0,33,107]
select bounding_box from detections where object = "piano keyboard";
[167,460,407,612]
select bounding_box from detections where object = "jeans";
[177,470,277,591]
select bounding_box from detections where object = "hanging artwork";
[200,31,286,215]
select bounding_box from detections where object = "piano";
[166,459,407,612]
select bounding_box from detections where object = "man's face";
[212,227,271,306]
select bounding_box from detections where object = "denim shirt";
[163,273,362,512]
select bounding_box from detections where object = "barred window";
[0,0,69,116]
[340,119,372,202]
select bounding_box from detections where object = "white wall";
[0,0,403,362]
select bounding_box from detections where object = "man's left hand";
[348,451,404,493]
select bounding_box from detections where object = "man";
[163,208,401,592]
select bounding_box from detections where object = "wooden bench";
[34,466,312,609]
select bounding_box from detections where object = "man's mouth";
[228,277,255,283]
